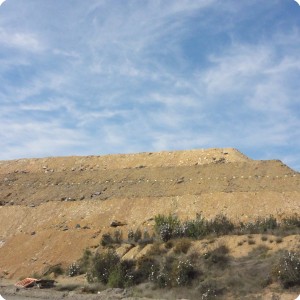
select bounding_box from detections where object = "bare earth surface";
[0,148,299,299]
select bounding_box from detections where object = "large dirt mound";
[0,148,299,279]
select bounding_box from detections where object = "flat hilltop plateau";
[0,148,299,282]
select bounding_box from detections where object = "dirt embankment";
[0,148,299,279]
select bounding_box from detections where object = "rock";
[91,191,101,197]
[110,220,127,227]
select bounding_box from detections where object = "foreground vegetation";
[56,214,300,298]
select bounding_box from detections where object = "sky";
[0,0,300,171]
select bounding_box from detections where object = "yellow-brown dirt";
[0,148,299,279]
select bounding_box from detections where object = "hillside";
[0,148,299,280]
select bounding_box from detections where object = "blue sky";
[0,0,300,171]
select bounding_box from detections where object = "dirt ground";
[0,148,299,297]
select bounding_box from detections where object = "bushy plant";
[173,258,195,286]
[107,259,136,288]
[282,214,300,230]
[101,233,114,247]
[182,213,209,239]
[78,248,92,274]
[198,279,222,299]
[154,214,181,242]
[91,250,120,284]
[208,214,234,235]
[276,251,300,288]
[137,256,159,282]
[68,263,80,277]
[134,228,142,243]
[238,215,278,234]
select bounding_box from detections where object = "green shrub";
[182,213,209,239]
[282,214,300,230]
[276,251,300,288]
[101,233,114,247]
[107,260,136,288]
[154,214,181,242]
[91,250,120,284]
[134,229,142,243]
[78,248,92,274]
[68,263,80,277]
[239,215,278,234]
[172,258,195,286]
[137,256,159,282]
[207,214,234,235]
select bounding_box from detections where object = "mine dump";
[0,148,299,299]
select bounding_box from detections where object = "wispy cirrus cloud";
[0,0,299,171]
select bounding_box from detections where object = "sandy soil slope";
[0,148,299,279]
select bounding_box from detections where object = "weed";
[204,244,230,268]
[198,279,223,299]
[275,237,283,244]
[248,239,256,245]
[207,214,234,235]
[282,214,300,230]
[68,263,80,277]
[276,251,300,288]
[173,258,195,286]
[261,235,268,241]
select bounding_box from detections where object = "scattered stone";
[75,224,81,229]
[29,204,35,208]
[176,177,185,184]
[31,231,36,236]
[80,195,85,200]
[110,220,127,227]
[91,191,101,197]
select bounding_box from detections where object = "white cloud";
[0,1,299,171]
[0,0,6,7]
[0,28,44,52]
